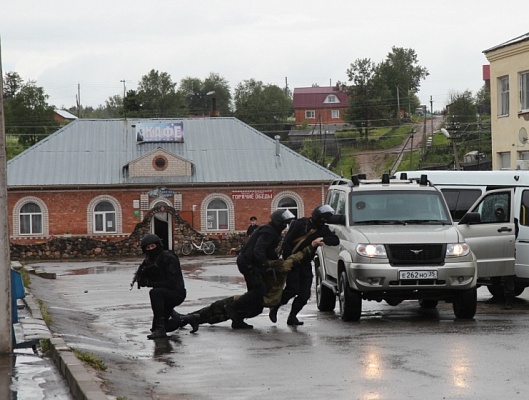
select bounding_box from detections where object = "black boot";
[269,306,280,323]
[181,314,201,333]
[231,320,254,329]
[287,308,304,326]
[147,317,167,339]
[225,304,253,329]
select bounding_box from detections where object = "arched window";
[207,199,228,231]
[94,201,116,233]
[277,197,299,218]
[20,202,43,235]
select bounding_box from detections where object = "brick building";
[7,117,339,252]
[293,86,349,127]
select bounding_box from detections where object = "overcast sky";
[1,1,527,111]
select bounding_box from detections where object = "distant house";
[293,86,349,127]
[483,32,529,170]
[7,117,339,250]
[53,109,78,125]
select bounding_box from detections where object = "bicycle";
[180,237,216,256]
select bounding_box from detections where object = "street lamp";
[206,91,219,117]
[440,128,460,170]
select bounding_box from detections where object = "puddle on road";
[64,265,119,275]
[0,350,72,400]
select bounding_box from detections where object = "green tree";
[344,58,391,139]
[178,73,232,116]
[3,71,23,99]
[475,84,491,115]
[136,69,185,117]
[3,74,58,147]
[447,90,477,125]
[234,79,292,137]
[179,77,206,115]
[123,89,142,116]
[203,72,232,116]
[299,138,323,164]
[378,47,429,121]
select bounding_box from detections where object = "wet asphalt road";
[25,256,529,400]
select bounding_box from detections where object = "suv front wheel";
[339,271,362,321]
[452,287,477,319]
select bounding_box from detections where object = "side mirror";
[459,212,481,225]
[327,214,346,226]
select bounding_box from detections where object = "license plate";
[399,270,438,280]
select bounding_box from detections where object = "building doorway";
[151,202,172,250]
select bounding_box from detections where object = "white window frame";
[324,94,339,103]
[305,110,315,119]
[271,191,304,220]
[93,201,117,233]
[13,197,49,237]
[206,199,229,231]
[520,71,529,112]
[498,76,509,116]
[331,109,340,119]
[498,151,512,169]
[87,195,122,235]
[19,202,43,235]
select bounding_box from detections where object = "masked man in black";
[225,209,296,329]
[269,205,339,326]
[133,234,199,339]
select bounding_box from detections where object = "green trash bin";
[11,269,25,324]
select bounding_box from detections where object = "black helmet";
[312,205,335,227]
[141,234,162,253]
[271,209,296,227]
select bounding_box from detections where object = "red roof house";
[293,86,349,126]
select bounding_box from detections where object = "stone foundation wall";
[10,205,247,261]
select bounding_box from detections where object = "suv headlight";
[446,242,471,257]
[356,244,387,258]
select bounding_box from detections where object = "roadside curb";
[48,336,108,400]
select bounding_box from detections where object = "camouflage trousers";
[189,246,313,326]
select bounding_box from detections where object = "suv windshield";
[349,190,452,225]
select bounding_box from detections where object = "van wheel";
[315,261,335,312]
[453,288,477,319]
[419,299,438,309]
[514,283,525,297]
[339,271,361,321]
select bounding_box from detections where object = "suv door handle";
[498,227,512,232]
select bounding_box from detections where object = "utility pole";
[0,39,13,354]
[430,95,434,139]
[76,83,81,118]
[396,86,401,124]
[121,80,126,119]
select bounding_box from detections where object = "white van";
[397,170,529,295]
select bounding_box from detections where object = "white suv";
[315,174,478,321]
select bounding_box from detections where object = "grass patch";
[37,299,53,325]
[39,338,52,353]
[19,268,31,288]
[73,349,108,371]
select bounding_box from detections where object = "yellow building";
[483,33,529,170]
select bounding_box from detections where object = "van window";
[328,190,346,215]
[520,190,529,226]
[470,192,510,223]
[441,188,482,221]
